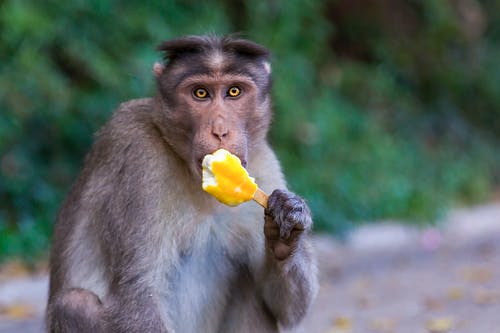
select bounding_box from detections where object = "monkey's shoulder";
[106,97,156,132]
[116,97,156,113]
[79,97,183,187]
[92,97,163,153]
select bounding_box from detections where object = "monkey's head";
[154,35,272,177]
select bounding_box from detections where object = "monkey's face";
[155,36,272,178]
[176,74,258,172]
[161,71,270,178]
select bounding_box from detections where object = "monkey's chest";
[164,233,250,332]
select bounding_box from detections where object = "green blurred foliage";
[1,0,499,260]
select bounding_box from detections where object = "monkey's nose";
[212,129,229,140]
[211,117,229,140]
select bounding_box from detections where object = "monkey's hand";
[264,189,312,260]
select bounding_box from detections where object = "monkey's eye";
[193,88,209,99]
[227,86,241,98]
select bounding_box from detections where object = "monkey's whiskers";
[202,149,268,208]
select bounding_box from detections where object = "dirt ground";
[1,204,499,333]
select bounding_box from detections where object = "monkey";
[46,35,318,333]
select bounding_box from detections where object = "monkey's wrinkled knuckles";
[264,189,312,261]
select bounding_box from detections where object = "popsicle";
[202,149,268,208]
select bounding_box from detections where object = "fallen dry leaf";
[354,294,372,309]
[446,287,464,301]
[352,276,371,293]
[326,316,352,333]
[460,266,492,284]
[473,288,500,305]
[423,296,444,311]
[0,261,30,281]
[0,303,37,319]
[369,317,397,333]
[352,276,373,309]
[426,317,454,333]
[333,316,352,329]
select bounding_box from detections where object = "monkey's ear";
[263,61,272,75]
[153,62,164,77]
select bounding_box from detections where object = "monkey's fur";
[46,35,318,333]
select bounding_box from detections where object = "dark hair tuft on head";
[157,35,270,63]
[156,36,207,61]
[221,37,270,59]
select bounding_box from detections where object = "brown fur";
[46,35,317,333]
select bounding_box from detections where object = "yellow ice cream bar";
[202,149,268,208]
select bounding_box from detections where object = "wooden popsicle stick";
[253,188,268,209]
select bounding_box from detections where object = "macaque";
[46,35,318,333]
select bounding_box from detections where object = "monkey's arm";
[102,218,171,333]
[91,125,177,333]
[100,186,172,333]
[260,189,319,328]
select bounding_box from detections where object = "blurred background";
[1,0,500,263]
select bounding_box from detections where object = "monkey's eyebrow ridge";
[177,72,256,89]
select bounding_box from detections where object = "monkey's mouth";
[196,153,247,174]
[197,157,205,172]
